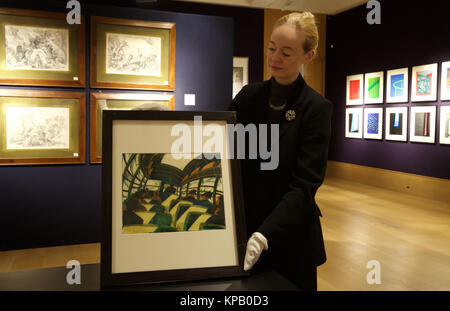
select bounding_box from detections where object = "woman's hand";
[244,232,269,271]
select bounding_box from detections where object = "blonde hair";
[274,12,318,54]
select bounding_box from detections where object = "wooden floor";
[1,177,449,291]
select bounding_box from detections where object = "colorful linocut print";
[122,153,225,234]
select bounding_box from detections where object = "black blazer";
[229,74,332,286]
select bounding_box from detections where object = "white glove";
[244,232,269,271]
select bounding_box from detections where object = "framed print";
[364,71,384,104]
[363,107,383,140]
[345,107,363,138]
[91,16,175,91]
[440,61,450,101]
[0,7,85,87]
[90,92,175,163]
[439,106,450,145]
[233,57,248,99]
[386,68,408,103]
[101,110,247,287]
[346,74,364,105]
[411,63,438,102]
[385,106,408,142]
[0,89,85,165]
[410,106,436,143]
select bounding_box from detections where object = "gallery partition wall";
[325,0,450,181]
[0,0,241,251]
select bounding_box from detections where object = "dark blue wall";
[0,1,259,250]
[325,0,450,179]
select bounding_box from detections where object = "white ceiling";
[174,0,368,15]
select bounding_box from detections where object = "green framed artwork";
[90,92,175,163]
[0,7,85,87]
[0,89,86,165]
[90,16,176,90]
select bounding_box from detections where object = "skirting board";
[325,160,450,204]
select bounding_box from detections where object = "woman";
[229,12,332,291]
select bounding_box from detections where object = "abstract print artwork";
[6,106,69,150]
[346,74,364,105]
[439,106,450,144]
[5,25,69,71]
[364,107,383,139]
[106,33,161,76]
[385,107,407,141]
[411,64,437,102]
[387,68,408,103]
[345,108,363,138]
[367,113,379,134]
[364,72,384,104]
[122,153,225,234]
[410,106,436,143]
[440,61,450,101]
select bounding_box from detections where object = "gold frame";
[0,7,85,88]
[90,16,176,91]
[90,92,175,163]
[0,89,86,165]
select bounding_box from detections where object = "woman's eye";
[282,52,291,57]
[268,47,275,52]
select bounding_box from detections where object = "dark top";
[267,78,295,124]
[229,73,332,290]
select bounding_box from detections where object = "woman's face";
[267,24,314,85]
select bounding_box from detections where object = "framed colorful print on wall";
[90,92,175,163]
[440,61,450,101]
[439,106,450,145]
[90,16,175,91]
[0,7,85,88]
[410,106,436,144]
[411,63,438,102]
[386,68,408,103]
[385,106,408,142]
[345,107,363,138]
[363,107,383,140]
[232,57,248,99]
[364,71,384,104]
[0,89,85,165]
[100,110,248,287]
[346,74,364,105]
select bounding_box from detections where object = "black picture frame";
[101,110,248,288]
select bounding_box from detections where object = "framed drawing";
[385,106,408,142]
[410,106,436,144]
[364,71,384,104]
[345,107,363,138]
[233,57,248,99]
[363,107,383,140]
[101,110,248,287]
[0,89,85,165]
[440,61,450,101]
[0,7,85,87]
[386,68,408,103]
[411,63,438,102]
[91,16,175,91]
[90,92,175,163]
[439,106,450,145]
[346,74,364,105]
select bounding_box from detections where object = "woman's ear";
[304,50,315,65]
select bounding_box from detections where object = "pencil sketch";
[106,32,161,76]
[5,25,69,71]
[6,106,70,150]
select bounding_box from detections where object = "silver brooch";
[285,109,296,121]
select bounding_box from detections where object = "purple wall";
[325,0,450,179]
[0,1,262,251]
